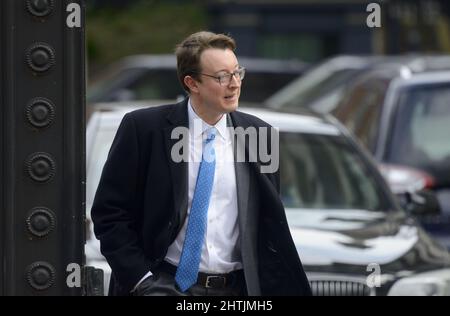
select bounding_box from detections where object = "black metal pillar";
[1,0,85,296]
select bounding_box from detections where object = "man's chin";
[222,101,239,113]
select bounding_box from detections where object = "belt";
[158,261,244,289]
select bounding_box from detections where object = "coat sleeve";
[91,113,152,293]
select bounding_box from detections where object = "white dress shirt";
[165,99,242,273]
[134,99,242,290]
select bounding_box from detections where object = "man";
[91,31,311,296]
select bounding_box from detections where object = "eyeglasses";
[193,67,246,86]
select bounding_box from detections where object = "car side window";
[387,84,450,187]
[279,133,388,211]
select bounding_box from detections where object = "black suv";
[332,62,450,250]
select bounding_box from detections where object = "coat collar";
[166,98,189,127]
[164,99,189,229]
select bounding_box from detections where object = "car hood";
[286,208,450,275]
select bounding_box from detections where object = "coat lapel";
[229,111,261,295]
[164,100,189,229]
[228,114,250,236]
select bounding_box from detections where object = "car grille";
[308,274,376,296]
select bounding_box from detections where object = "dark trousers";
[132,263,247,296]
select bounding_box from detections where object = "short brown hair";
[175,31,236,92]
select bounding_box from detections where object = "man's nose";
[228,73,241,88]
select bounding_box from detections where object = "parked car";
[331,65,450,249]
[265,55,450,114]
[86,104,450,296]
[264,55,384,112]
[87,54,308,106]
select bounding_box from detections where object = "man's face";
[194,48,241,115]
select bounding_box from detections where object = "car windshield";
[387,84,450,187]
[266,66,360,110]
[280,132,390,211]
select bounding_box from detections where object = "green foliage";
[87,0,208,70]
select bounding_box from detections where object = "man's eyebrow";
[214,64,240,74]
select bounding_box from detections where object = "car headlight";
[388,269,450,296]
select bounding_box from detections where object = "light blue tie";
[175,127,216,292]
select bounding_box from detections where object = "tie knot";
[205,127,216,143]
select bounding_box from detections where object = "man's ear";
[184,76,199,94]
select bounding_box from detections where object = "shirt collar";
[188,98,228,140]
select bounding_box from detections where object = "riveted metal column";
[1,0,85,295]
[0,0,4,296]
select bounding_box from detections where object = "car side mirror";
[397,189,441,216]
